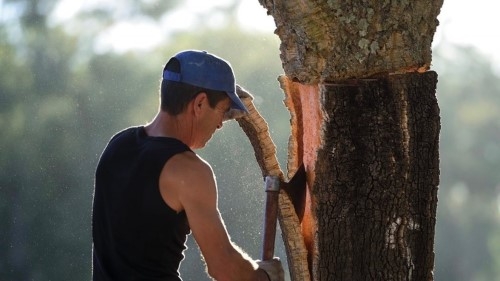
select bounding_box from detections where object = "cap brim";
[227,91,248,113]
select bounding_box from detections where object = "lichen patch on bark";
[259,0,443,83]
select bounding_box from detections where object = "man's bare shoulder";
[164,151,213,179]
[158,151,216,212]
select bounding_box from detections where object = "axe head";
[281,164,307,222]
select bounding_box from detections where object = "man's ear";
[192,92,208,116]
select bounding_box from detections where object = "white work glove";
[224,85,254,120]
[257,258,285,281]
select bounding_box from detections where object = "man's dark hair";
[160,58,228,115]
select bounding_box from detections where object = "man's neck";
[145,111,194,147]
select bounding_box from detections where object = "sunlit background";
[1,0,499,280]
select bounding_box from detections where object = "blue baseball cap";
[163,50,248,113]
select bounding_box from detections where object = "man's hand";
[257,258,285,281]
[223,85,254,121]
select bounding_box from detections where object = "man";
[92,50,284,281]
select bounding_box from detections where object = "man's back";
[92,126,191,281]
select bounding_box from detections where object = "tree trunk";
[314,73,440,280]
[259,0,443,280]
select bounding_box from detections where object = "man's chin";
[193,139,210,150]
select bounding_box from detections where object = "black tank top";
[92,126,191,281]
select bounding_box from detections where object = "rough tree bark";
[257,0,443,280]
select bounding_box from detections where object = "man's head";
[160,50,248,116]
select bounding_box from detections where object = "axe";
[262,164,307,260]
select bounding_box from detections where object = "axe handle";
[262,190,279,260]
[262,176,280,261]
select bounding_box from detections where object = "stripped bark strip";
[279,75,322,278]
[235,86,311,281]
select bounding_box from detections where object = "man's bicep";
[178,166,235,269]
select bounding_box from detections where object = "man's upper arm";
[160,153,243,274]
[160,153,267,280]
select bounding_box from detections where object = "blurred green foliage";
[0,0,499,280]
[432,44,500,281]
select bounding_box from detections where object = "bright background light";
[435,0,500,64]
[50,0,500,68]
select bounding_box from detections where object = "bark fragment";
[235,86,311,281]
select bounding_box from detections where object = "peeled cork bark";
[280,76,322,276]
[259,0,443,83]
[235,87,311,281]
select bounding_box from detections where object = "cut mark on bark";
[399,86,411,180]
